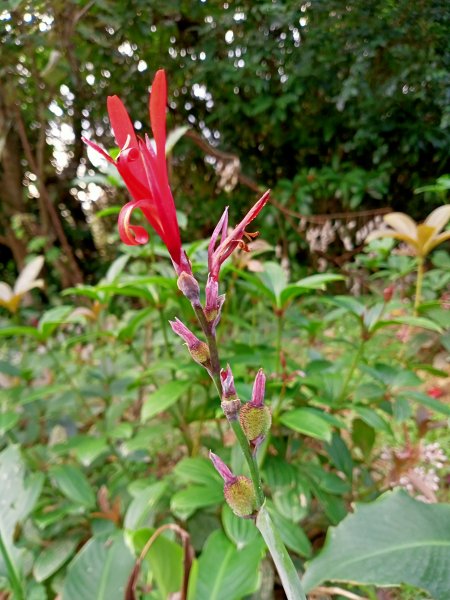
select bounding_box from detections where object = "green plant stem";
[339,337,366,402]
[275,311,284,375]
[256,504,306,600]
[229,418,264,507]
[0,532,25,600]
[193,304,264,507]
[158,307,174,359]
[414,257,424,315]
[193,305,221,394]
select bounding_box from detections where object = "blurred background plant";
[1,1,450,599]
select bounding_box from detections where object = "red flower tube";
[83,69,191,275]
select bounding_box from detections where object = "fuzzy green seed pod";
[189,341,211,370]
[224,475,257,517]
[239,404,272,442]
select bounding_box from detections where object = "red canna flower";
[83,69,191,275]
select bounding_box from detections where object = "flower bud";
[169,318,211,371]
[205,275,225,331]
[220,365,240,420]
[209,451,256,518]
[239,370,271,444]
[177,272,201,306]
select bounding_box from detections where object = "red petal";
[107,95,138,149]
[82,137,115,164]
[149,70,168,176]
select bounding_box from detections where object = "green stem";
[414,256,424,315]
[193,304,264,507]
[158,307,174,359]
[230,419,264,508]
[339,336,366,402]
[0,531,25,600]
[193,305,221,394]
[256,504,306,600]
[275,311,284,375]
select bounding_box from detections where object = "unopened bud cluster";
[221,367,272,448]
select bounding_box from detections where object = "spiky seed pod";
[239,404,272,442]
[224,475,257,517]
[189,341,211,371]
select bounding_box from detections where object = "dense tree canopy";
[1,0,449,283]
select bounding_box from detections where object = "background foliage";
[1,0,449,285]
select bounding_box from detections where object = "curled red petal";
[118,200,150,246]
[107,95,138,149]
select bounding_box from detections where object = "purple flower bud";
[208,208,229,274]
[220,365,241,420]
[204,274,226,333]
[177,272,201,306]
[251,369,266,407]
[220,365,237,399]
[169,318,211,371]
[209,451,236,485]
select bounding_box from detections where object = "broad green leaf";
[320,295,365,317]
[0,412,19,435]
[324,433,354,480]
[33,539,78,582]
[303,490,450,600]
[170,484,223,520]
[174,457,222,487]
[373,316,442,334]
[133,528,183,598]
[279,408,333,442]
[124,481,167,530]
[62,533,134,600]
[0,446,44,581]
[189,530,264,600]
[257,262,288,306]
[352,418,376,458]
[104,254,129,283]
[273,486,309,522]
[353,406,392,434]
[403,390,450,416]
[262,456,299,489]
[38,305,75,339]
[141,380,192,421]
[0,326,41,339]
[222,504,260,549]
[280,274,344,306]
[19,384,69,406]
[64,436,109,467]
[50,465,96,508]
[117,307,153,341]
